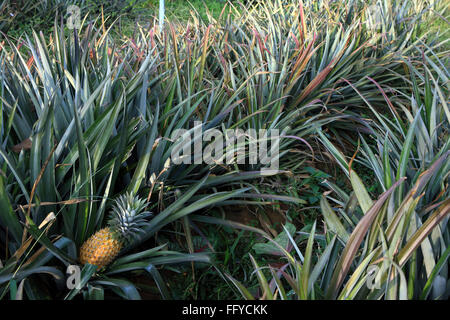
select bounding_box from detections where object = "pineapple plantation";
[0,0,448,302]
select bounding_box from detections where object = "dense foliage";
[0,0,448,300]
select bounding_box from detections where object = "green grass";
[148,0,230,21]
[418,4,449,51]
[167,223,260,299]
[108,0,236,39]
[0,0,448,301]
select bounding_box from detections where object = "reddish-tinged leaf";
[398,199,450,267]
[295,56,336,104]
[326,177,406,299]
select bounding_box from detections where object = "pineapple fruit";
[79,193,151,269]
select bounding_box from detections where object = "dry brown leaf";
[12,138,32,153]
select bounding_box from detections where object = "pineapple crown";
[107,192,152,245]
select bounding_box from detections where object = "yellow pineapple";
[79,193,151,269]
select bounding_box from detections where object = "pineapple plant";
[79,193,152,269]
